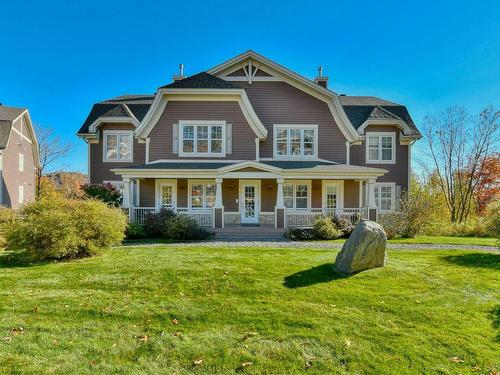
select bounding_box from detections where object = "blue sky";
[1,0,499,173]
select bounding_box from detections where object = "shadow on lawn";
[283,263,352,288]
[0,251,48,268]
[491,305,500,343]
[441,253,500,270]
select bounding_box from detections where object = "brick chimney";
[314,65,328,88]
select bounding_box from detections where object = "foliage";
[125,223,148,239]
[0,207,18,249]
[162,215,209,241]
[286,228,316,240]
[331,215,356,237]
[312,216,342,240]
[6,195,126,260]
[42,172,86,199]
[143,208,177,237]
[378,211,404,239]
[483,199,500,238]
[82,183,122,207]
[474,153,500,214]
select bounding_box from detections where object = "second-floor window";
[19,154,24,172]
[274,125,317,158]
[180,121,225,157]
[103,131,133,162]
[366,132,395,164]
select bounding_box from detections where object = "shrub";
[286,228,316,241]
[83,183,121,207]
[484,199,500,238]
[0,207,18,249]
[378,211,404,239]
[332,216,355,237]
[7,196,127,260]
[143,208,177,237]
[312,216,342,240]
[125,223,147,239]
[162,215,209,241]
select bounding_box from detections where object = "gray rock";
[334,219,387,274]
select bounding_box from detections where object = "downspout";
[255,138,260,162]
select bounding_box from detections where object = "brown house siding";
[261,179,277,212]
[2,116,36,208]
[350,125,409,190]
[139,178,155,207]
[177,179,188,207]
[148,101,257,161]
[311,179,322,208]
[89,123,145,184]
[344,180,360,208]
[222,179,239,212]
[234,82,347,162]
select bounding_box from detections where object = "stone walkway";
[123,240,499,252]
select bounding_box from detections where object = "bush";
[0,207,18,249]
[162,215,209,241]
[378,211,404,239]
[7,196,127,260]
[125,223,147,239]
[82,183,121,207]
[484,199,500,238]
[286,228,316,240]
[312,216,342,240]
[332,216,355,237]
[143,207,177,237]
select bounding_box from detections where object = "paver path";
[123,240,499,252]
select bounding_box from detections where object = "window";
[366,133,395,163]
[374,184,395,211]
[180,121,225,156]
[18,186,24,204]
[190,182,216,209]
[160,185,174,208]
[325,185,337,209]
[284,182,310,209]
[19,154,24,172]
[103,131,133,162]
[274,125,317,158]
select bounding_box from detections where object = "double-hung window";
[190,182,216,209]
[274,125,317,158]
[103,131,133,162]
[374,183,395,211]
[366,132,395,163]
[284,182,310,209]
[180,121,225,156]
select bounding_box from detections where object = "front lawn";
[324,236,498,247]
[0,246,498,374]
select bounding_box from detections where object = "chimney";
[314,65,329,88]
[172,63,186,82]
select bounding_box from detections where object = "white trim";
[102,130,134,163]
[18,153,24,172]
[155,179,177,209]
[178,120,226,157]
[87,141,91,182]
[12,127,32,144]
[145,138,150,164]
[88,116,139,133]
[374,182,396,211]
[217,160,282,174]
[273,124,318,159]
[187,179,216,210]
[239,179,261,224]
[283,180,312,209]
[321,180,344,210]
[365,132,396,164]
[18,185,24,204]
[357,118,413,136]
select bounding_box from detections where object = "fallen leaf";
[345,339,351,347]
[241,362,253,368]
[305,361,313,369]
[173,331,181,337]
[52,339,59,346]
[415,300,422,304]
[10,327,24,336]
[192,358,203,366]
[330,304,336,307]
[449,357,464,363]
[172,319,179,325]
[136,335,149,342]
[1,337,12,342]
[90,360,96,366]
[112,343,117,348]
[489,369,499,375]
[33,306,39,313]
[242,332,258,340]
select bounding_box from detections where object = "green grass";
[0,246,498,374]
[323,236,498,247]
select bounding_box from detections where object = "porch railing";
[285,208,368,228]
[129,207,214,228]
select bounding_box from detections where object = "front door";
[240,182,260,224]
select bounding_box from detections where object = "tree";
[36,127,72,196]
[472,153,500,214]
[424,106,499,222]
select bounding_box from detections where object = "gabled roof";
[0,105,27,149]
[160,72,237,89]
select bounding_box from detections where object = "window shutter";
[226,123,232,154]
[172,123,179,154]
[395,185,402,210]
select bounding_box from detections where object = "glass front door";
[241,183,259,224]
[160,183,175,208]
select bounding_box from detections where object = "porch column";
[214,178,224,228]
[367,179,377,221]
[122,177,131,208]
[275,178,286,229]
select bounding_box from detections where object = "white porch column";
[367,179,377,209]
[215,177,223,208]
[276,178,285,208]
[122,177,131,208]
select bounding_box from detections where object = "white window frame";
[155,179,177,209]
[365,132,396,164]
[321,181,344,210]
[18,185,24,204]
[188,179,216,210]
[283,180,312,210]
[179,120,226,157]
[102,130,134,163]
[18,153,24,172]
[374,182,396,211]
[273,124,318,159]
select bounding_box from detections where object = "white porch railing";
[129,207,214,228]
[285,208,367,228]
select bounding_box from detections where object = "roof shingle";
[160,72,237,89]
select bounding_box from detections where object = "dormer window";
[366,132,395,164]
[179,121,226,157]
[103,130,133,162]
[273,125,317,158]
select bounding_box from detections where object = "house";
[0,105,39,208]
[77,51,421,229]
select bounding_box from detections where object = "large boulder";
[334,219,387,274]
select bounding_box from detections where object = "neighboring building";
[0,105,39,208]
[77,50,421,229]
